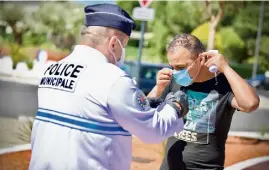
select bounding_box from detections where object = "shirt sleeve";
[107,76,184,144]
[160,79,173,101]
[227,92,234,107]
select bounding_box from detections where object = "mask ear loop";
[109,38,122,65]
[108,40,117,64]
[189,58,203,83]
[117,39,124,49]
[116,39,125,67]
[205,54,219,85]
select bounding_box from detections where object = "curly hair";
[166,33,205,58]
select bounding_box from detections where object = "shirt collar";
[70,45,108,64]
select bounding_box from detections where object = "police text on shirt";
[39,63,85,92]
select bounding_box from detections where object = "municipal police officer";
[29,4,188,170]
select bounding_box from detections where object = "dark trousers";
[159,137,186,170]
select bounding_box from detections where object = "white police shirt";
[29,45,184,170]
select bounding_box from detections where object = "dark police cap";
[84,4,136,36]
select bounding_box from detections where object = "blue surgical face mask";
[173,59,202,87]
[173,69,193,87]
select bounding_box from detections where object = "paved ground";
[0,80,38,118]
[0,137,269,170]
[230,95,269,132]
[0,150,31,170]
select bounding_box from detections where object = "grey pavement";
[0,79,38,118]
[230,94,269,132]
[0,79,37,148]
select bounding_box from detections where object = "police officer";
[29,4,188,170]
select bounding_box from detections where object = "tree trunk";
[208,20,216,50]
[11,25,23,45]
[206,1,224,51]
[14,32,23,45]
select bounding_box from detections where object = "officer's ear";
[108,36,117,51]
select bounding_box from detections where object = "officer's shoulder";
[104,63,135,86]
[105,63,128,76]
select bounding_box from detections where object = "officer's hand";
[165,91,189,118]
[156,68,173,90]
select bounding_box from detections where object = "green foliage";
[22,32,47,46]
[0,1,268,74]
[31,2,84,49]
[228,1,269,71]
[233,6,260,40]
[260,36,269,55]
[191,22,209,45]
[258,56,269,71]
[0,1,84,67]
[4,42,32,69]
[231,2,269,65]
[0,3,30,44]
[32,2,84,35]
[0,3,25,27]
[247,55,269,73]
[191,22,223,52]
[148,18,170,62]
[125,46,162,63]
[147,1,207,62]
[221,2,243,27]
[117,1,141,32]
[219,27,246,63]
[258,36,269,73]
[230,62,264,79]
[0,1,84,50]
[166,1,208,33]
[233,2,269,40]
